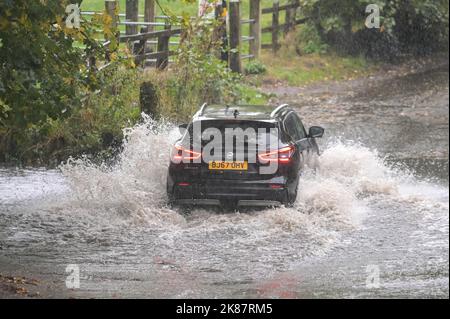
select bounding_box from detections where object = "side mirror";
[308,126,324,138]
[178,123,188,134]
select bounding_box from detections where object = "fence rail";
[82,0,307,73]
[261,2,298,14]
[260,0,306,53]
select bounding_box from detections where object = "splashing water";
[1,58,448,297]
[61,117,183,226]
[0,114,446,298]
[57,117,446,265]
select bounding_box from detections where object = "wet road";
[0,56,448,298]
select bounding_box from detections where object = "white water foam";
[58,117,448,259]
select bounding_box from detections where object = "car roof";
[193,104,291,122]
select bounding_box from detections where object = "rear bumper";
[173,198,282,207]
[168,176,289,206]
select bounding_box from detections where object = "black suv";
[167,104,324,207]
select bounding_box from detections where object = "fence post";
[156,24,171,70]
[285,1,292,34]
[213,2,228,62]
[105,0,118,30]
[144,0,155,32]
[134,27,147,66]
[272,0,279,53]
[249,0,261,59]
[285,0,299,34]
[229,0,242,73]
[294,0,300,26]
[126,0,139,35]
[105,0,118,61]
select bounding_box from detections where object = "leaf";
[0,17,10,30]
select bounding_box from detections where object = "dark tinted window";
[293,113,307,139]
[284,114,301,140]
[184,120,278,147]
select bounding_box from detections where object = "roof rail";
[198,102,207,116]
[270,104,289,118]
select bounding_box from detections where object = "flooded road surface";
[0,57,448,298]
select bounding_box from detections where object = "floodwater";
[0,57,448,298]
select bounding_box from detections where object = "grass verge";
[256,51,375,87]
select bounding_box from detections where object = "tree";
[0,0,108,129]
[300,0,449,57]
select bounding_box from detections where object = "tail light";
[172,144,202,163]
[270,184,284,189]
[258,145,295,164]
[177,182,191,186]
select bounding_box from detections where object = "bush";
[148,16,243,121]
[0,66,142,165]
[297,25,329,55]
[244,60,267,75]
[300,0,449,58]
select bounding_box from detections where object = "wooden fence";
[260,0,307,52]
[82,0,307,73]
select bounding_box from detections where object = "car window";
[293,113,307,139]
[184,120,278,147]
[284,114,301,141]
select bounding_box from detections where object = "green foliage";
[1,0,79,128]
[0,66,142,164]
[0,0,135,163]
[0,1,97,129]
[154,15,242,120]
[0,0,268,164]
[297,25,329,54]
[0,0,130,127]
[300,0,449,56]
[235,84,270,105]
[244,60,267,75]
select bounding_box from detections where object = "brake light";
[172,145,202,162]
[270,184,284,189]
[258,145,295,164]
[177,182,191,186]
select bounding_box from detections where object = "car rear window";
[183,120,279,147]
